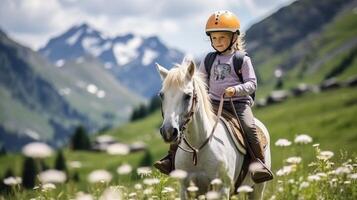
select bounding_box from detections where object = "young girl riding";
[154,10,273,183]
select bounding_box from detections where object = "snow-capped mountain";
[39,23,184,98]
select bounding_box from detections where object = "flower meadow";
[1,134,356,200]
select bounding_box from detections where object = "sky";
[0,0,295,56]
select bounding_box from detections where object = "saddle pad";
[213,106,267,153]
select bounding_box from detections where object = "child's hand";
[224,87,236,97]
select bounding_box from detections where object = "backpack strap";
[233,51,256,101]
[232,51,247,83]
[204,52,218,81]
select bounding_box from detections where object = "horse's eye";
[158,92,164,99]
[183,93,191,101]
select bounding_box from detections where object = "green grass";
[254,87,357,170]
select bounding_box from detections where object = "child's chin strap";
[209,32,239,54]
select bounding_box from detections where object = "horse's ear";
[156,63,168,80]
[186,60,195,80]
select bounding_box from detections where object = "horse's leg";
[249,183,265,200]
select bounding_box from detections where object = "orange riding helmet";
[205,11,240,35]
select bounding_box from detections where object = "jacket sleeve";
[233,56,257,96]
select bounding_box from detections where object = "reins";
[177,87,225,166]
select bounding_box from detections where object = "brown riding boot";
[249,141,274,183]
[153,144,178,175]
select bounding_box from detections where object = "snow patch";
[59,88,71,96]
[142,49,158,66]
[55,59,65,67]
[66,30,83,46]
[97,90,106,98]
[82,37,111,57]
[113,36,142,65]
[104,62,113,69]
[24,129,40,140]
[87,84,98,94]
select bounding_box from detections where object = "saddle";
[212,105,268,154]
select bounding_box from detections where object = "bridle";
[161,81,224,165]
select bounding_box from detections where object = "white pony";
[156,59,271,199]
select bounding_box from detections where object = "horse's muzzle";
[160,125,179,143]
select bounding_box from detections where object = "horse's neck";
[185,101,214,147]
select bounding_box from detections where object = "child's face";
[210,32,234,52]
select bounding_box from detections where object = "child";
[154,11,273,182]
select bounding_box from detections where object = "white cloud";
[0,0,295,55]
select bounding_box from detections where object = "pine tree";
[148,95,161,113]
[21,157,38,189]
[54,150,67,172]
[71,126,91,150]
[138,104,148,118]
[0,145,6,155]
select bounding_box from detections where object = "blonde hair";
[233,32,246,53]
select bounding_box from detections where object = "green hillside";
[247,0,357,98]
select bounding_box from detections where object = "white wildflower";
[106,143,130,155]
[307,175,321,182]
[312,143,320,147]
[294,134,312,144]
[276,165,296,176]
[348,173,357,179]
[128,192,137,198]
[344,181,351,184]
[117,163,132,175]
[3,176,22,186]
[331,178,338,182]
[143,178,160,186]
[237,185,253,193]
[88,170,112,183]
[170,169,187,179]
[299,181,309,189]
[99,187,122,200]
[286,156,302,164]
[22,142,53,158]
[38,169,66,184]
[275,139,292,147]
[211,178,223,186]
[164,186,175,192]
[316,172,327,178]
[187,185,199,192]
[136,167,152,176]
[206,191,221,200]
[317,151,334,160]
[41,183,56,191]
[335,166,351,175]
[198,195,206,200]
[75,192,94,200]
[134,183,142,190]
[143,188,152,195]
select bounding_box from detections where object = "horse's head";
[155,59,197,144]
